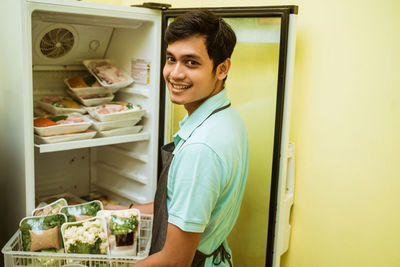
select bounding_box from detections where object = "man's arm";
[134,223,201,267]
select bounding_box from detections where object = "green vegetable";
[48,115,68,122]
[68,238,103,254]
[83,75,97,86]
[19,214,66,251]
[60,201,102,222]
[109,215,138,235]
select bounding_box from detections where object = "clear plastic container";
[34,116,92,137]
[96,126,143,137]
[87,107,146,122]
[34,130,97,144]
[83,59,134,92]
[66,88,115,107]
[36,98,86,115]
[91,117,141,131]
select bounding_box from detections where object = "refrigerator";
[0,0,297,266]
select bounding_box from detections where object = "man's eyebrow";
[166,50,201,60]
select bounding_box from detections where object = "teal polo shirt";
[167,89,249,266]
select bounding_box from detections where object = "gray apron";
[150,103,233,267]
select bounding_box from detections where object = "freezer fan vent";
[39,28,74,58]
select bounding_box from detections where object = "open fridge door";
[160,6,298,267]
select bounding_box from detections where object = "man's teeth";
[173,84,190,89]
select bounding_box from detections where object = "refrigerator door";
[160,6,297,267]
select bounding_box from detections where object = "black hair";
[165,10,237,72]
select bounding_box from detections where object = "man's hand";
[133,223,201,267]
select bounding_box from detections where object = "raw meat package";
[96,125,143,137]
[36,95,86,115]
[83,59,134,92]
[32,198,68,216]
[33,114,92,137]
[34,130,97,144]
[66,88,115,107]
[97,209,140,256]
[86,102,145,122]
[64,75,105,92]
[91,117,141,131]
[19,214,67,252]
[60,200,103,222]
[61,217,109,255]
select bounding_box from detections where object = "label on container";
[131,59,150,85]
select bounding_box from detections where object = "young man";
[109,10,249,267]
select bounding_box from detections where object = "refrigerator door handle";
[279,142,295,255]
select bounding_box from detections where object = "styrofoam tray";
[91,117,141,131]
[34,130,96,144]
[96,126,143,137]
[64,78,110,96]
[34,116,92,137]
[66,89,115,107]
[36,99,86,115]
[61,216,110,255]
[83,59,134,93]
[87,107,146,122]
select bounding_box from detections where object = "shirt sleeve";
[167,142,226,233]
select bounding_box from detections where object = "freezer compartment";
[2,214,153,267]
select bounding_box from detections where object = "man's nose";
[170,63,185,80]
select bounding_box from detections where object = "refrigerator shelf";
[34,132,151,153]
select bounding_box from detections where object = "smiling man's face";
[163,35,228,115]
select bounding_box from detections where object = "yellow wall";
[93,0,400,266]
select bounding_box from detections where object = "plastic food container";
[36,97,86,115]
[60,200,103,222]
[97,209,140,256]
[91,117,141,131]
[87,107,145,122]
[32,198,68,216]
[66,88,115,107]
[34,115,92,137]
[34,130,97,144]
[64,77,109,96]
[83,59,134,92]
[96,126,143,137]
[19,214,67,252]
[61,217,110,255]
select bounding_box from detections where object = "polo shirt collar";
[173,89,230,147]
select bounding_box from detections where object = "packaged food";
[66,88,114,107]
[86,102,145,122]
[33,114,92,137]
[34,130,97,144]
[60,200,103,222]
[91,117,141,131]
[32,198,68,216]
[38,193,86,206]
[80,192,119,207]
[61,217,109,255]
[37,95,86,115]
[97,209,140,256]
[97,125,143,137]
[19,214,67,252]
[83,59,134,92]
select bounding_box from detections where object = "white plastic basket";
[2,214,153,267]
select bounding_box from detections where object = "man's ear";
[216,58,231,81]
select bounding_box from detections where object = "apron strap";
[192,242,233,267]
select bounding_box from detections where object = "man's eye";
[166,56,175,62]
[187,60,198,66]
